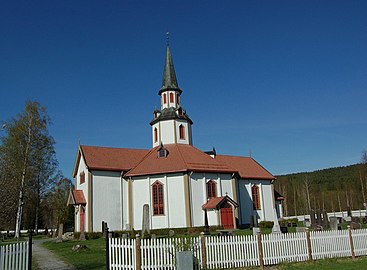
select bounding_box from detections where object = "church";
[68,43,283,233]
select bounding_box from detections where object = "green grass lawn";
[42,238,105,270]
[41,234,367,270]
[276,256,367,270]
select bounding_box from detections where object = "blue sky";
[1,1,366,177]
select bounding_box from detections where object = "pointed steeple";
[159,45,182,95]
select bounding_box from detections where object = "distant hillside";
[275,163,367,217]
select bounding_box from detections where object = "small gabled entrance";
[202,195,238,229]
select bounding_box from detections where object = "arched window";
[163,94,167,104]
[169,92,174,103]
[252,185,261,210]
[179,124,185,140]
[154,128,158,143]
[152,181,164,215]
[80,171,85,184]
[207,180,217,199]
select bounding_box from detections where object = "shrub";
[258,221,274,228]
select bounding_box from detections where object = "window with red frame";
[207,180,217,199]
[252,185,261,210]
[80,171,85,184]
[163,94,167,104]
[154,128,158,142]
[152,181,164,215]
[179,124,185,140]
[169,92,174,103]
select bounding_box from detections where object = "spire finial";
[166,31,170,47]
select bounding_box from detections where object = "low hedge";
[258,221,274,228]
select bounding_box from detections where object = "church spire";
[159,44,182,95]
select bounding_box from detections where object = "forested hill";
[274,163,367,217]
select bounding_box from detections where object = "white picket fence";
[109,228,367,269]
[0,241,29,270]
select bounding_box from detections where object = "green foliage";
[0,100,60,234]
[258,221,274,228]
[279,218,298,227]
[275,162,367,217]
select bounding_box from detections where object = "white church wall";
[75,156,88,232]
[258,180,275,221]
[166,174,187,228]
[237,179,253,225]
[92,170,122,232]
[190,173,205,227]
[131,174,187,230]
[217,173,233,198]
[160,120,175,144]
[122,178,129,230]
[131,176,151,230]
[237,179,275,226]
[189,173,233,227]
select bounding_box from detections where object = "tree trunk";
[15,114,33,239]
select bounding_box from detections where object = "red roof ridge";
[126,146,159,176]
[81,144,148,151]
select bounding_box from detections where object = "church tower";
[150,44,193,148]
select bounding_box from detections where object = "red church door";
[220,203,234,229]
[80,208,85,232]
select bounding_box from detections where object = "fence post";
[105,226,109,270]
[306,228,312,261]
[348,226,355,259]
[257,233,264,270]
[200,232,207,269]
[136,234,141,270]
[28,229,33,270]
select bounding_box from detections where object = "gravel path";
[32,239,76,270]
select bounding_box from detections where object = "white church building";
[69,44,283,232]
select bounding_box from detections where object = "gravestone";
[142,204,150,236]
[310,210,316,227]
[176,251,193,270]
[169,230,175,237]
[252,227,261,236]
[304,218,311,228]
[350,222,361,229]
[329,217,338,230]
[272,208,281,233]
[344,216,352,222]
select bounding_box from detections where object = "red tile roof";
[125,144,234,177]
[73,144,275,181]
[216,155,275,180]
[202,196,238,210]
[80,145,149,172]
[67,190,86,205]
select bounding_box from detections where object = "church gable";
[76,145,149,172]
[125,144,234,177]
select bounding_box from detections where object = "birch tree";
[0,100,57,238]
